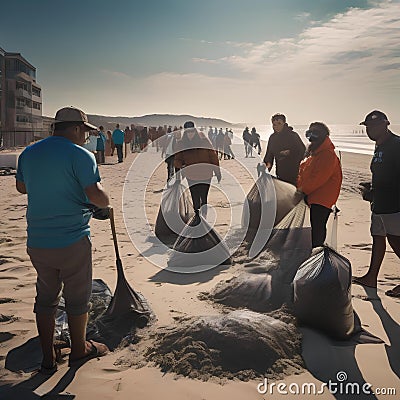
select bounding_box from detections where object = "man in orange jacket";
[297,122,342,248]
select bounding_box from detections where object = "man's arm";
[85,182,109,208]
[16,180,27,194]
[263,137,274,171]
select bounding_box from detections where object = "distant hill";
[86,114,243,131]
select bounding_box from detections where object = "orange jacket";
[297,137,342,208]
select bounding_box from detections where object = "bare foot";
[352,275,377,288]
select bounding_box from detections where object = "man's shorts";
[27,236,92,315]
[370,212,400,237]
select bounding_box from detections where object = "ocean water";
[229,124,400,156]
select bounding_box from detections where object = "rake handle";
[109,207,121,261]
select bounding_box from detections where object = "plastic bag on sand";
[293,246,354,340]
[242,173,303,253]
[155,180,191,242]
[242,173,302,231]
[55,279,112,346]
[167,211,231,273]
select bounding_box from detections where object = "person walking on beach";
[163,127,178,185]
[112,124,125,162]
[242,127,252,157]
[15,106,109,373]
[216,128,225,160]
[106,130,115,156]
[224,128,234,159]
[174,121,221,218]
[96,126,106,164]
[264,113,305,185]
[352,111,400,298]
[297,122,342,248]
[251,127,261,155]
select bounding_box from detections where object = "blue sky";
[1,0,399,124]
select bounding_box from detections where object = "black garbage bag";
[167,211,231,273]
[155,180,191,244]
[293,246,355,340]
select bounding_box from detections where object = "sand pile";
[199,274,276,312]
[146,309,304,381]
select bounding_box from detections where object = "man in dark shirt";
[353,110,400,297]
[263,113,305,185]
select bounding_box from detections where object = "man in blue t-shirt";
[16,106,110,373]
[112,124,125,163]
[96,125,106,164]
[353,110,400,298]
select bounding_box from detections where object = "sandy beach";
[0,143,399,400]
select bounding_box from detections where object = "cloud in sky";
[36,1,399,124]
[135,1,400,124]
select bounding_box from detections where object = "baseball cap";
[183,121,195,129]
[360,110,389,126]
[54,106,97,130]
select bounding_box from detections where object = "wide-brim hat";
[54,106,97,130]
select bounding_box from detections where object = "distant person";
[174,121,221,217]
[216,128,225,160]
[352,111,400,298]
[223,129,234,159]
[264,113,305,185]
[297,122,342,248]
[124,126,133,158]
[96,125,106,164]
[251,127,261,155]
[105,130,113,157]
[163,127,178,185]
[242,127,252,157]
[112,124,125,162]
[208,126,214,143]
[15,106,109,373]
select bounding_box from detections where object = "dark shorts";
[27,236,92,315]
[371,212,400,236]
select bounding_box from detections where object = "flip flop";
[68,340,108,368]
[351,277,377,289]
[39,363,57,375]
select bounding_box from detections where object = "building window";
[16,114,32,123]
[32,86,41,97]
[33,101,41,110]
[16,80,30,92]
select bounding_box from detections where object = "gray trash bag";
[293,246,355,340]
[242,172,303,258]
[55,279,112,346]
[167,211,231,273]
[155,180,191,243]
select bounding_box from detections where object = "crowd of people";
[14,105,400,375]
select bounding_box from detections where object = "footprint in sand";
[347,243,372,251]
[0,314,17,323]
[0,298,17,304]
[0,332,15,343]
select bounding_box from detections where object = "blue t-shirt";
[112,129,125,145]
[16,136,101,248]
[96,131,106,151]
